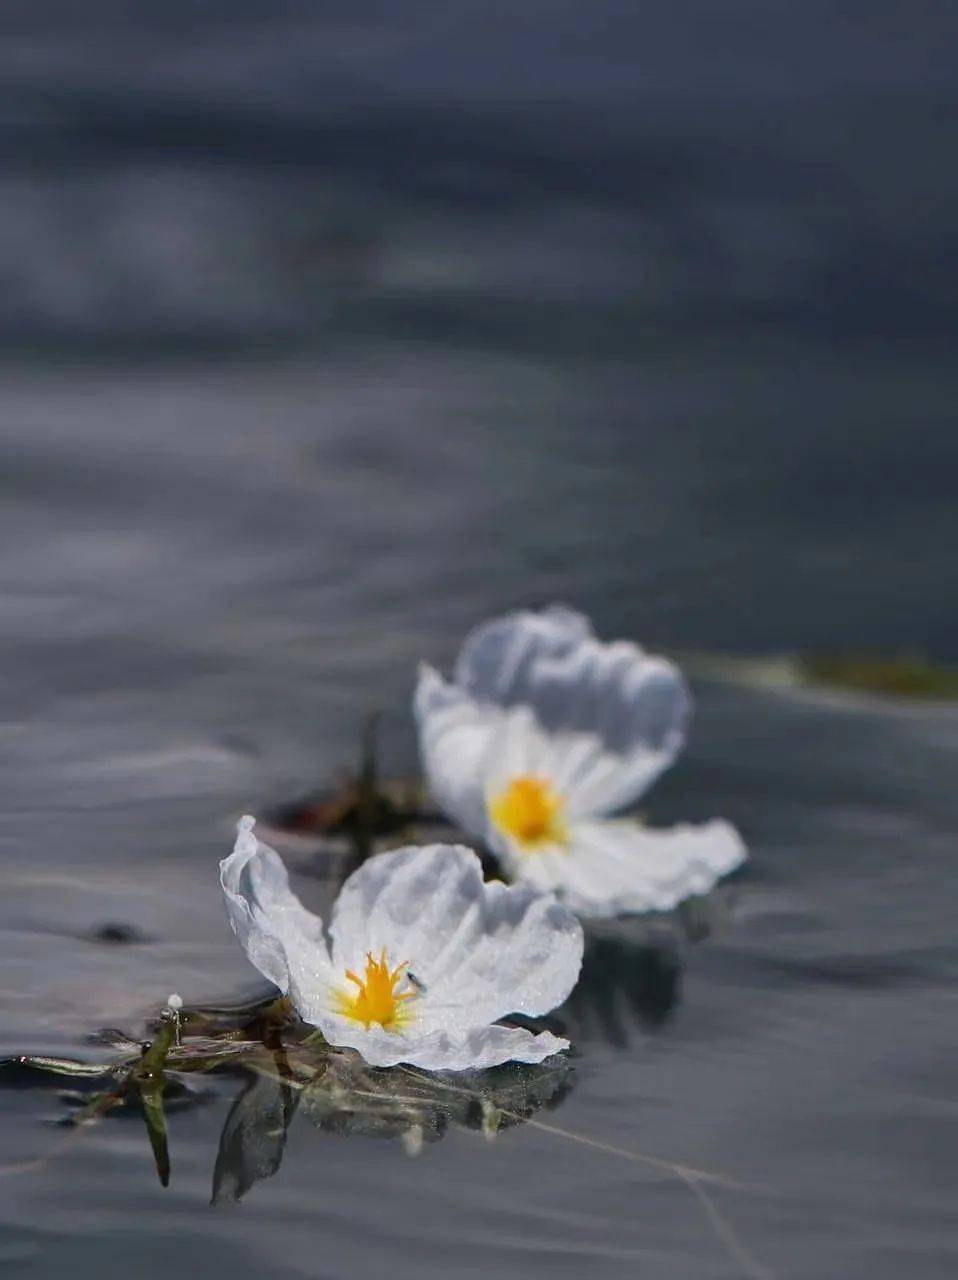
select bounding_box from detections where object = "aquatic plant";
[0,993,574,1198]
[415,605,745,916]
[221,817,583,1068]
[2,994,770,1278]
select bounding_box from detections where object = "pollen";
[489,775,567,850]
[335,949,416,1031]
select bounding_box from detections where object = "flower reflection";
[568,931,682,1046]
[562,886,737,1047]
[212,1039,574,1203]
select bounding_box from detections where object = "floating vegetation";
[263,714,435,876]
[268,776,431,844]
[797,652,958,699]
[684,650,958,701]
[1,994,572,1199]
[0,994,772,1279]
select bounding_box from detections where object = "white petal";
[425,875,583,1026]
[479,704,558,795]
[413,664,503,836]
[454,604,594,702]
[443,605,692,816]
[319,1018,569,1070]
[509,818,747,919]
[220,816,334,1014]
[329,843,583,1024]
[329,841,484,974]
[488,840,572,894]
[415,668,580,851]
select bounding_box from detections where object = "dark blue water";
[0,5,956,1277]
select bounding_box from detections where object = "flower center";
[489,775,567,850]
[335,949,415,1031]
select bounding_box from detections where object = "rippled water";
[2,354,955,1279]
[1,4,957,1277]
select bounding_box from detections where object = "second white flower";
[415,605,746,918]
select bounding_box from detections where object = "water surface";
[1,4,956,1277]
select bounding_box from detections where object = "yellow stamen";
[489,775,567,850]
[334,948,415,1031]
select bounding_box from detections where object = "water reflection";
[212,1039,573,1203]
[562,887,737,1046]
[212,1050,296,1203]
[565,929,682,1046]
[2,1000,573,1202]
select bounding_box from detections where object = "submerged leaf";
[212,1046,298,1204]
[138,1077,170,1188]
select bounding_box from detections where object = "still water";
[1,3,956,1277]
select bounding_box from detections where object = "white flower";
[220,817,583,1070]
[414,605,746,918]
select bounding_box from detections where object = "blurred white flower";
[415,605,745,918]
[221,817,583,1070]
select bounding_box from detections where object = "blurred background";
[3,0,956,664]
[1,4,957,1278]
[4,0,957,820]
